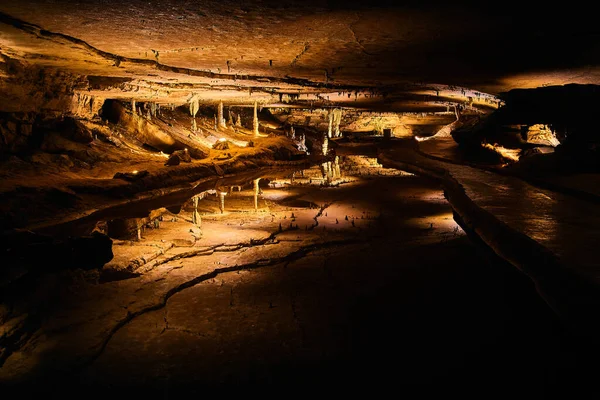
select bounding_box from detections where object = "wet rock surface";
[1,2,600,396]
[0,158,596,396]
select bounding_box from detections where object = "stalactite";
[191,118,197,132]
[253,101,259,136]
[253,178,261,211]
[189,98,199,118]
[131,99,136,115]
[328,110,333,138]
[218,101,226,129]
[322,135,328,156]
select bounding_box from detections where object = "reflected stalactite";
[253,101,259,136]
[219,191,226,214]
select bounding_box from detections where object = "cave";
[1,1,600,397]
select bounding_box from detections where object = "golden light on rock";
[1,1,599,393]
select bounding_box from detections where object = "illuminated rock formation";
[253,178,261,211]
[218,101,226,130]
[253,101,259,137]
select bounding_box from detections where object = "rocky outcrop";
[1,229,113,283]
[164,153,181,166]
[101,100,208,159]
[0,112,35,153]
[500,85,600,151]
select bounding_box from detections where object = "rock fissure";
[81,238,361,371]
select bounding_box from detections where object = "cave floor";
[2,166,590,395]
[384,139,600,285]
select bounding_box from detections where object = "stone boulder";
[60,117,94,144]
[164,153,181,166]
[171,148,192,163]
[212,140,230,150]
[113,170,149,181]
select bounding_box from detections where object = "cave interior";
[1,0,600,396]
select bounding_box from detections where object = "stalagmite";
[131,99,136,115]
[290,125,295,139]
[333,108,342,137]
[228,109,234,126]
[297,133,307,152]
[236,112,242,127]
[219,191,227,214]
[253,178,261,211]
[218,101,226,129]
[191,118,197,132]
[322,135,328,156]
[192,196,201,227]
[253,101,259,136]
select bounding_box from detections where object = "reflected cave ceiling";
[1,0,600,113]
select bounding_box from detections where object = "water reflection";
[37,155,415,241]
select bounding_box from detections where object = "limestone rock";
[1,230,113,274]
[171,149,192,163]
[212,140,230,150]
[165,153,181,166]
[113,170,149,181]
[60,117,94,144]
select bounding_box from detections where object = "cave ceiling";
[1,0,599,113]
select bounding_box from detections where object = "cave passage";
[2,1,600,396]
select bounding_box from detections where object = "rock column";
[218,101,226,130]
[192,196,201,227]
[253,178,261,211]
[253,101,259,137]
[219,192,226,214]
